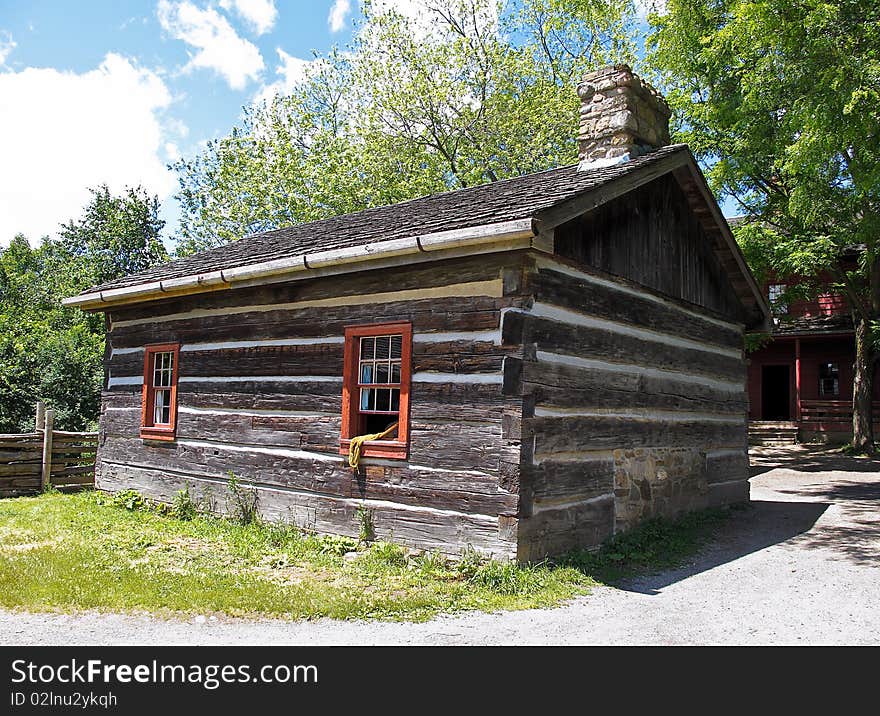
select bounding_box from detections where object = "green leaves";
[171,0,638,256]
[0,185,168,432]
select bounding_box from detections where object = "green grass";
[0,490,735,621]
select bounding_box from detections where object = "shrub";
[110,489,148,512]
[171,485,198,521]
[225,472,259,526]
[368,541,406,566]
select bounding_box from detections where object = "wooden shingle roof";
[92,145,689,292]
[68,143,769,329]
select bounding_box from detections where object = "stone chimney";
[577,64,671,170]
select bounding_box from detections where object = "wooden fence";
[0,402,97,498]
[800,400,880,425]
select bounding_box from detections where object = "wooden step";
[748,422,799,446]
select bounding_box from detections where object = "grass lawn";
[0,489,736,621]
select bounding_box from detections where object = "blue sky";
[0,0,367,245]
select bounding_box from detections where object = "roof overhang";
[62,218,539,311]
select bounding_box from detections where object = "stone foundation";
[613,447,710,533]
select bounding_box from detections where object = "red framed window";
[140,343,180,441]
[340,322,412,460]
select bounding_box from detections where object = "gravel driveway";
[2,445,878,645]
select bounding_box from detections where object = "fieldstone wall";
[612,447,709,533]
[577,63,671,168]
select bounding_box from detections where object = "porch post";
[795,338,802,423]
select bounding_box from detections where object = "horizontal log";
[0,463,42,476]
[504,312,746,383]
[105,380,510,423]
[0,476,41,488]
[175,381,343,413]
[110,296,512,350]
[50,465,96,478]
[706,450,749,485]
[0,433,41,441]
[51,446,98,456]
[521,458,615,515]
[518,495,614,560]
[102,383,520,444]
[0,441,43,450]
[52,430,99,439]
[99,436,516,514]
[521,359,746,414]
[110,341,510,380]
[527,414,746,456]
[111,253,524,323]
[50,474,95,486]
[97,462,515,557]
[0,450,41,461]
[529,266,742,349]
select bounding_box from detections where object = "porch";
[747,330,880,443]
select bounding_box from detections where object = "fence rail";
[800,400,880,424]
[0,403,97,498]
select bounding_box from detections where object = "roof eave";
[62,218,538,311]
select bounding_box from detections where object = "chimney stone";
[577,64,671,170]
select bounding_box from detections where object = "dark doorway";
[762,365,791,420]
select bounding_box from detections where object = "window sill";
[338,438,408,461]
[140,427,176,442]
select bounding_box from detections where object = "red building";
[747,262,880,442]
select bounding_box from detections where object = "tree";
[171,0,638,254]
[60,184,168,288]
[0,186,168,432]
[649,0,880,451]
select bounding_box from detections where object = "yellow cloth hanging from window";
[348,422,399,469]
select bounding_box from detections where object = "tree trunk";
[851,314,874,453]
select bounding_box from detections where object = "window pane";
[360,362,373,384]
[391,389,400,412]
[154,389,169,424]
[819,363,839,379]
[391,335,402,359]
[391,363,401,384]
[360,337,375,359]
[376,362,389,384]
[376,389,390,412]
[153,352,174,387]
[360,388,371,411]
[375,335,390,359]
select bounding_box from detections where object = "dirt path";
[1,446,878,645]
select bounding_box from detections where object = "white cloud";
[219,0,277,35]
[0,53,178,244]
[157,0,264,90]
[164,141,182,161]
[0,31,15,65]
[328,0,352,32]
[253,48,314,105]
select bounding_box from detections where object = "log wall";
[503,253,750,561]
[95,174,754,562]
[98,254,530,558]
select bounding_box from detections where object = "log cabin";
[64,65,771,561]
